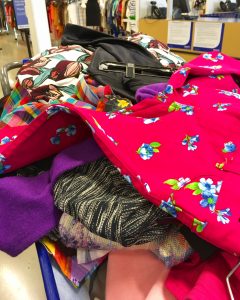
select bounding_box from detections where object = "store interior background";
[1,0,240,299]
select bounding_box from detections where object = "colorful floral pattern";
[222,141,236,153]
[179,67,191,77]
[168,102,194,115]
[50,125,77,145]
[0,135,17,146]
[137,142,161,160]
[182,84,199,97]
[209,75,224,80]
[192,218,208,233]
[219,89,240,99]
[213,103,231,111]
[0,154,11,174]
[185,178,231,224]
[182,135,200,151]
[46,105,71,118]
[160,195,182,218]
[143,117,160,124]
[203,53,224,62]
[164,177,191,190]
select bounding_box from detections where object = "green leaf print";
[185,182,199,190]
[193,189,202,195]
[153,149,159,153]
[193,218,206,233]
[164,179,178,186]
[150,142,161,148]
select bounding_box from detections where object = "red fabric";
[106,249,175,300]
[166,252,240,300]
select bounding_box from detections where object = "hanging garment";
[86,0,101,26]
[54,158,173,246]
[0,138,103,256]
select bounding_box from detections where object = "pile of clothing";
[0,24,239,299]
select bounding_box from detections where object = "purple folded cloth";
[0,138,103,256]
[135,82,168,102]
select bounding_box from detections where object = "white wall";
[205,0,221,13]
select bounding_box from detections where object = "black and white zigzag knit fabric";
[54,158,174,246]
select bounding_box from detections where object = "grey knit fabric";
[53,158,173,246]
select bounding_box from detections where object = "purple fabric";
[0,138,103,256]
[135,82,168,102]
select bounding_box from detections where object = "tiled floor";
[0,32,46,300]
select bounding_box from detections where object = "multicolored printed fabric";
[0,45,118,127]
[41,237,105,288]
[1,52,240,256]
[126,33,185,69]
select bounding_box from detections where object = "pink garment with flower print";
[1,51,240,255]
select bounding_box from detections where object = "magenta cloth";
[0,138,103,256]
[1,52,240,254]
[166,252,240,300]
[135,82,168,102]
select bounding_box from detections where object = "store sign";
[13,0,29,29]
[167,21,193,49]
[193,22,224,52]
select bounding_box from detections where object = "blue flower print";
[168,102,194,115]
[186,179,231,224]
[160,199,178,218]
[222,141,236,153]
[216,53,224,61]
[200,191,218,211]
[182,135,199,151]
[50,136,61,145]
[137,142,161,160]
[203,53,217,62]
[198,178,216,194]
[213,103,231,111]
[181,104,194,115]
[219,89,240,99]
[216,208,232,224]
[179,67,190,76]
[143,117,160,124]
[182,84,199,97]
[160,196,182,218]
[0,154,6,162]
[0,163,11,174]
[165,85,173,94]
[46,105,70,118]
[0,135,18,146]
[65,125,77,136]
[1,136,11,144]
